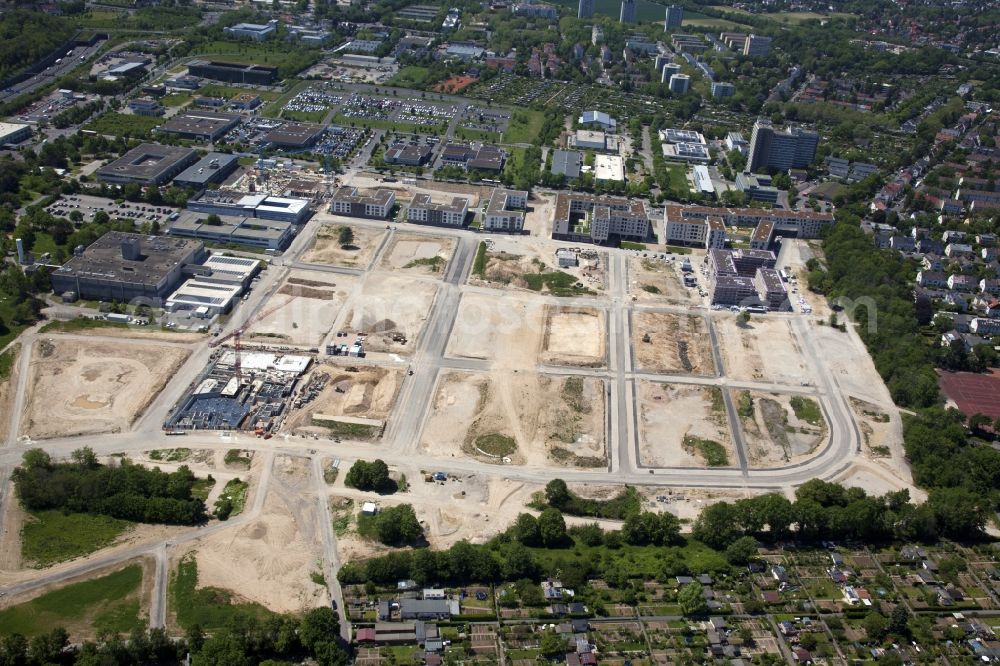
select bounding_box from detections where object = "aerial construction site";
[0,194,915,637]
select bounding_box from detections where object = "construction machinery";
[209,301,284,381]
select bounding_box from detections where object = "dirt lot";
[342,273,437,354]
[379,234,454,276]
[420,372,516,463]
[637,381,734,468]
[302,223,386,268]
[248,270,355,346]
[446,291,545,369]
[540,306,606,367]
[812,322,892,406]
[713,315,814,384]
[285,362,402,437]
[629,257,698,304]
[21,337,188,439]
[472,236,606,293]
[631,312,714,375]
[191,455,328,614]
[736,391,826,468]
[334,476,536,562]
[509,374,607,468]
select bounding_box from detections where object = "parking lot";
[46,194,179,229]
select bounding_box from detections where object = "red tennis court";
[938,370,1000,419]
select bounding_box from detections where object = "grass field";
[191,477,216,502]
[22,510,133,567]
[388,65,431,88]
[0,564,144,638]
[171,556,273,631]
[707,5,855,23]
[503,109,545,145]
[283,109,327,123]
[77,7,201,30]
[549,0,669,22]
[455,127,502,143]
[83,112,164,138]
[331,113,445,135]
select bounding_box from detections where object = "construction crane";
[209,301,283,381]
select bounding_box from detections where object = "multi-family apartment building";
[553,193,649,244]
[483,189,528,232]
[407,194,469,226]
[329,186,395,219]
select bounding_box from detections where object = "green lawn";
[331,113,445,135]
[388,65,431,88]
[170,557,273,631]
[503,109,545,145]
[40,318,129,334]
[313,418,381,439]
[83,112,164,138]
[0,564,144,637]
[455,127,502,143]
[283,109,328,123]
[21,510,133,567]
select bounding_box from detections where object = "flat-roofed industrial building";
[158,111,241,142]
[188,191,313,224]
[173,152,240,189]
[187,60,279,85]
[96,143,199,186]
[165,279,243,316]
[51,231,206,302]
[168,212,293,250]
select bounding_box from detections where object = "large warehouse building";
[51,232,206,302]
[188,190,313,224]
[187,60,279,85]
[158,112,241,142]
[96,144,199,186]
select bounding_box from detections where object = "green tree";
[337,225,354,247]
[538,507,568,547]
[545,478,570,507]
[300,607,339,651]
[888,604,910,638]
[724,535,759,565]
[863,611,889,642]
[539,631,566,658]
[344,459,392,492]
[678,582,708,616]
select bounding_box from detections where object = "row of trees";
[0,607,348,666]
[343,458,392,493]
[692,479,989,550]
[12,448,207,525]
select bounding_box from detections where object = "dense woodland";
[0,10,75,84]
[12,448,207,525]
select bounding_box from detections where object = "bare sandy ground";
[21,337,189,439]
[248,270,355,346]
[632,311,714,375]
[713,315,814,385]
[540,307,606,367]
[637,381,734,468]
[333,476,538,564]
[286,363,402,436]
[812,323,893,407]
[737,391,825,468]
[380,234,454,276]
[192,455,329,614]
[342,273,438,354]
[446,291,545,369]
[472,236,607,293]
[628,257,698,305]
[509,374,607,468]
[302,223,386,268]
